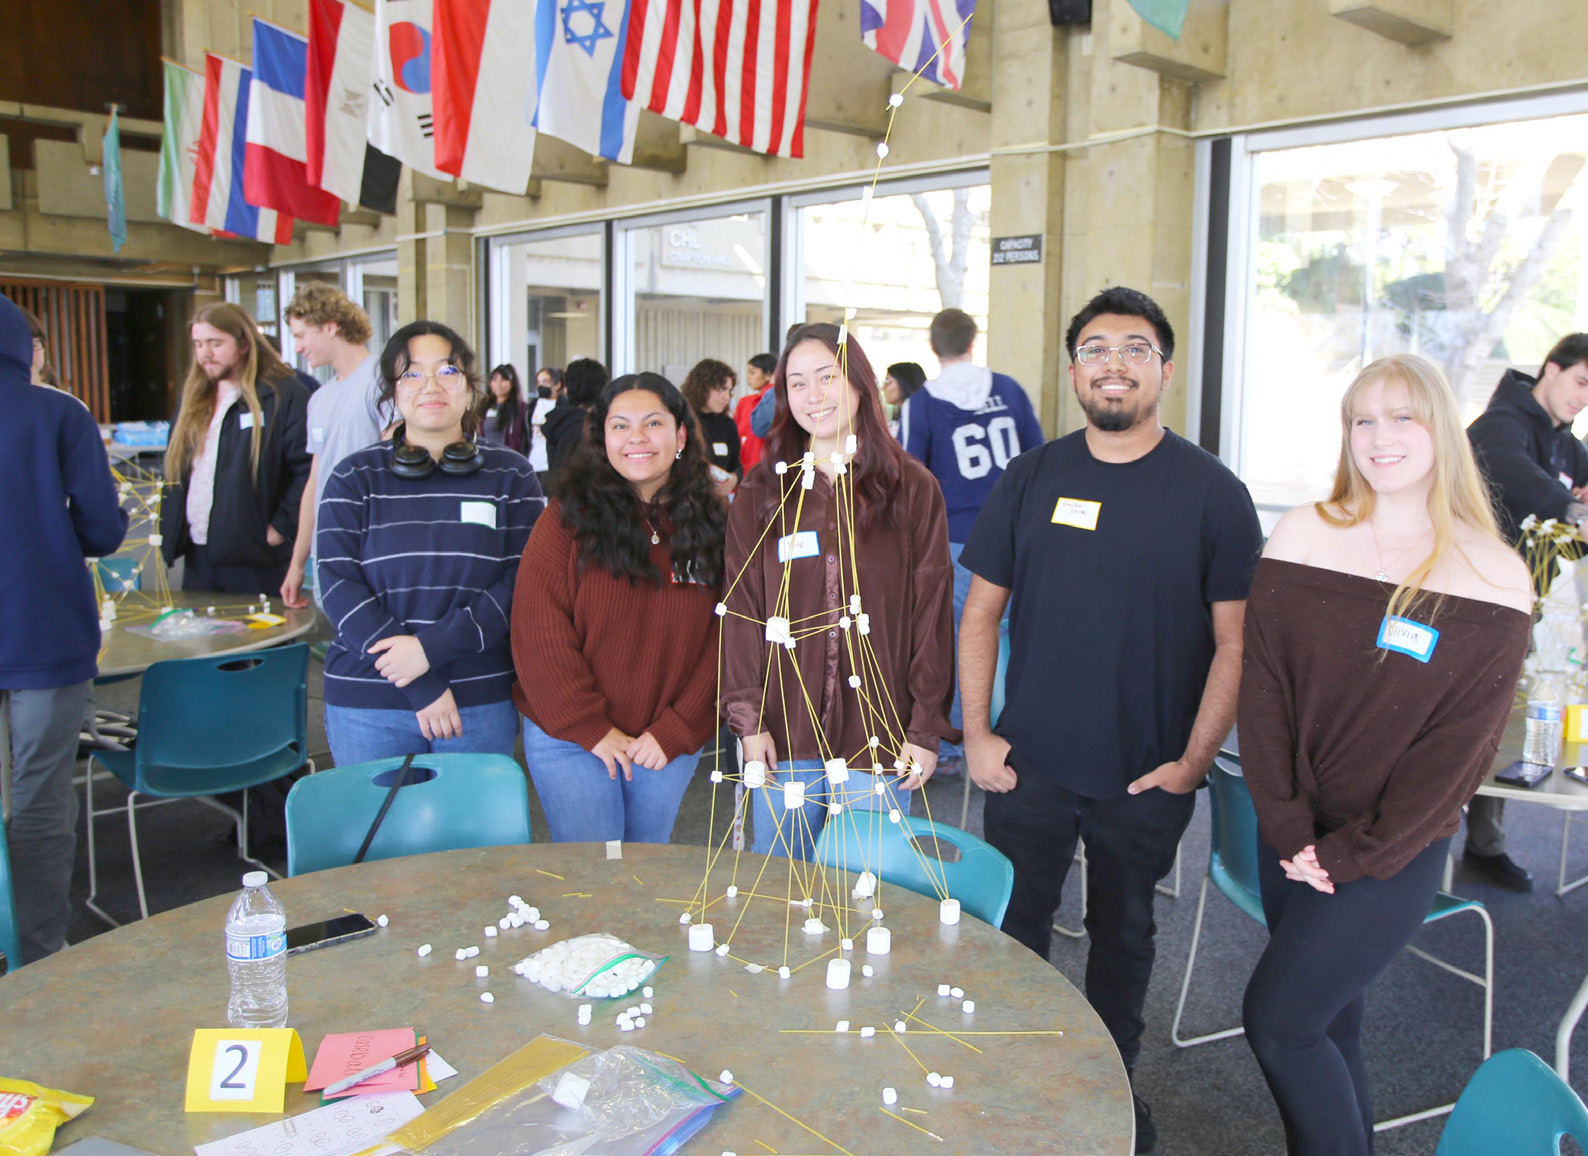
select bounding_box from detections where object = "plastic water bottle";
[226,871,288,1028]
[1524,677,1563,770]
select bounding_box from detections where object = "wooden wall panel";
[0,279,110,421]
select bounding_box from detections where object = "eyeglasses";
[1073,342,1164,367]
[396,365,467,393]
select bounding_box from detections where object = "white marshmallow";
[841,937,854,951]
[743,761,767,789]
[835,1020,850,1032]
[951,987,964,998]
[376,914,389,927]
[715,942,730,956]
[417,944,432,957]
[476,965,489,977]
[642,986,654,998]
[862,964,875,977]
[894,1020,907,1033]
[941,1075,955,1089]
[764,616,793,646]
[725,886,738,898]
[720,1069,735,1084]
[848,675,862,689]
[640,1002,653,1014]
[927,1072,941,1087]
[872,908,884,920]
[888,808,901,824]
[853,870,877,898]
[480,992,494,1004]
[882,1087,897,1105]
[939,983,951,996]
[860,1025,876,1038]
[962,1000,976,1013]
[485,926,498,937]
[688,923,715,952]
[826,958,851,989]
[467,946,480,957]
[783,780,806,809]
[824,757,850,785]
[778,965,791,979]
[940,899,961,925]
[867,926,891,955]
[455,948,468,961]
[552,1071,591,1110]
[709,769,724,783]
[679,912,693,925]
[534,920,549,931]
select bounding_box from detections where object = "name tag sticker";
[238,412,256,430]
[460,501,497,529]
[1377,615,1439,663]
[776,531,820,563]
[310,425,326,450]
[1051,497,1101,531]
[712,441,729,456]
[1562,472,1575,491]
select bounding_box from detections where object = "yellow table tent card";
[185,1028,306,1113]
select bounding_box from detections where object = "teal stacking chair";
[284,754,532,877]
[1171,749,1494,1132]
[958,621,1010,829]
[85,643,312,924]
[1435,1049,1588,1155]
[0,819,21,974]
[814,812,1014,927]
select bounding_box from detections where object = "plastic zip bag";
[513,933,669,999]
[125,609,247,640]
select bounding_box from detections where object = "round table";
[0,843,1133,1154]
[97,592,318,679]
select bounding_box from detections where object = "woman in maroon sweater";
[511,373,725,843]
[1238,353,1531,1155]
[723,323,957,859]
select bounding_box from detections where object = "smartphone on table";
[286,913,378,955]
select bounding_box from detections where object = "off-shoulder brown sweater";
[1238,558,1529,884]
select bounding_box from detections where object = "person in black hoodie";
[161,303,312,594]
[543,357,609,490]
[1465,332,1588,892]
[0,292,127,964]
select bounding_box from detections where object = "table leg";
[1557,968,1588,1084]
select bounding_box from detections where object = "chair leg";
[1156,839,1183,900]
[1171,873,1247,1048]
[1054,843,1087,939]
[1557,969,1588,1084]
[83,759,121,928]
[959,770,973,831]
[1558,812,1588,897]
[125,790,150,921]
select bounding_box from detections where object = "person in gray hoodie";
[1465,332,1588,892]
[0,293,127,965]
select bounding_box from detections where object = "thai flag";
[245,20,343,227]
[860,0,977,93]
[432,0,537,194]
[191,54,294,245]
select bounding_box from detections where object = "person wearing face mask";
[511,373,725,843]
[316,321,545,764]
[1462,332,1588,892]
[542,358,609,485]
[721,323,957,860]
[1240,354,1530,1156]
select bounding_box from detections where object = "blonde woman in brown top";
[722,323,957,860]
[1238,353,1531,1155]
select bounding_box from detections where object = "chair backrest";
[132,643,310,796]
[814,812,1015,927]
[1207,751,1267,926]
[0,819,21,973]
[1435,1049,1588,1156]
[989,621,1011,725]
[285,754,532,876]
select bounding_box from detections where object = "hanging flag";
[368,0,446,179]
[246,19,344,227]
[859,0,976,92]
[622,0,820,158]
[159,61,209,232]
[432,0,537,194]
[307,0,402,214]
[192,53,295,245]
[102,107,128,253]
[1128,0,1187,38]
[534,0,641,164]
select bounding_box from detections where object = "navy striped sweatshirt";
[317,442,545,710]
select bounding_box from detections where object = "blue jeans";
[521,716,699,843]
[324,699,519,766]
[750,760,911,860]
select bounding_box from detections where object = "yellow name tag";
[1051,497,1101,531]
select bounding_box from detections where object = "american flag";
[621,0,820,159]
[860,0,977,92]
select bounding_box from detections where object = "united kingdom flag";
[860,0,977,93]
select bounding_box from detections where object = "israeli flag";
[532,0,640,164]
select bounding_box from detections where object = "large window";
[487,228,605,388]
[1216,98,1588,511]
[789,174,990,378]
[227,252,399,379]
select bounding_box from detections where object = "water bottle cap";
[242,871,269,888]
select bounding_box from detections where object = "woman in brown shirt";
[512,373,724,843]
[1237,354,1531,1155]
[723,323,957,859]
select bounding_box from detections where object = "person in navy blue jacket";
[899,308,1045,771]
[316,320,545,765]
[0,293,128,964]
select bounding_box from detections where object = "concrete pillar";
[423,202,476,336]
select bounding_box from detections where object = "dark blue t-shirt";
[960,428,1262,797]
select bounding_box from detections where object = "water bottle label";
[1527,704,1564,724]
[226,930,286,961]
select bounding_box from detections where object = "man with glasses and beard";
[956,286,1262,1155]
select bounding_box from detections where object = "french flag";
[860,0,977,93]
[432,0,537,195]
[245,19,343,227]
[191,54,294,245]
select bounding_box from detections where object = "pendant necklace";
[1367,519,1429,582]
[642,516,661,546]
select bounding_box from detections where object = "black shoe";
[1463,850,1534,892]
[1133,1092,1159,1155]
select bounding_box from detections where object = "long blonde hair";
[166,303,288,481]
[1316,353,1502,624]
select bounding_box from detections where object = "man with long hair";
[279,284,385,609]
[160,303,312,594]
[958,287,1263,1156]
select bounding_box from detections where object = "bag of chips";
[0,1078,93,1156]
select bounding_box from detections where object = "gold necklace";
[1367,520,1430,582]
[642,515,661,546]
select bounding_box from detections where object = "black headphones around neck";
[389,423,484,480]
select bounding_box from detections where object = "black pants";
[182,543,289,597]
[1242,836,1451,1156]
[983,772,1195,1070]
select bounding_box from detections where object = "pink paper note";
[305,1028,419,1096]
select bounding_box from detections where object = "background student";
[681,357,743,498]
[479,363,531,455]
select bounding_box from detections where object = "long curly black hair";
[557,372,726,589]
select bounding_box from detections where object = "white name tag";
[310,426,326,450]
[1561,471,1575,491]
[238,412,256,430]
[1377,615,1439,663]
[460,500,497,528]
[712,441,729,456]
[1051,497,1101,531]
[776,531,820,562]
